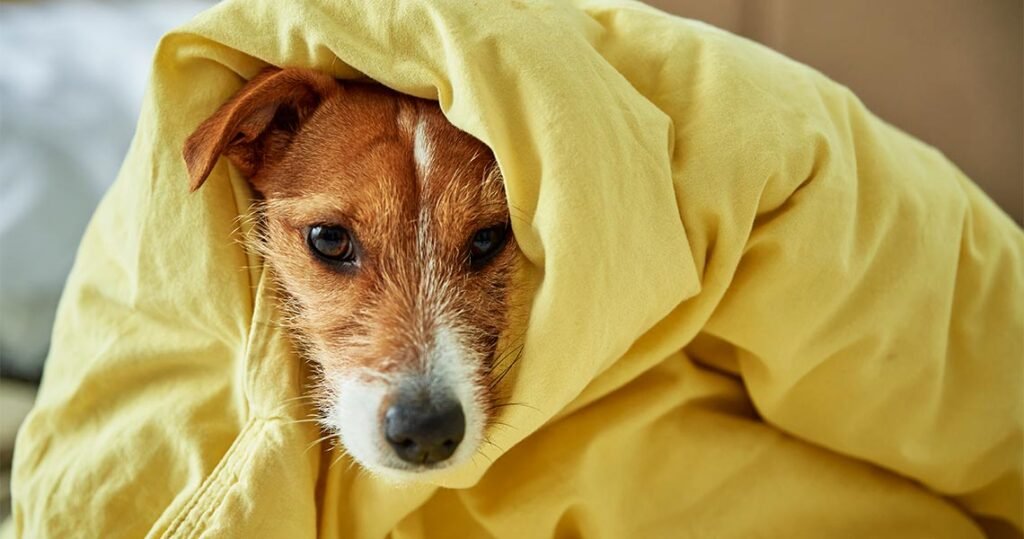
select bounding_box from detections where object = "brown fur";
[184,67,516,442]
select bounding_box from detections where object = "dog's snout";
[384,393,465,465]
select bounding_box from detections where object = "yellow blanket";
[10,0,1023,537]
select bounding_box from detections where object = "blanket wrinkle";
[8,0,1022,537]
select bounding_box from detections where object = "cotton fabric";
[10,1,1023,537]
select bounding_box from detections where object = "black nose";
[384,394,465,465]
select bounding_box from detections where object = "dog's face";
[184,68,517,477]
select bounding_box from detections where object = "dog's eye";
[468,224,509,269]
[307,225,356,263]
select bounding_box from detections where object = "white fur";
[324,325,485,479]
[427,325,486,467]
[327,373,392,471]
[413,117,432,178]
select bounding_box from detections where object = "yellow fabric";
[10,0,1023,537]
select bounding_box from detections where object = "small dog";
[183,67,518,478]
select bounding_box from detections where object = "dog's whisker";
[475,448,494,464]
[490,401,541,413]
[277,394,318,405]
[284,418,326,426]
[488,420,516,431]
[344,456,359,475]
[305,432,337,453]
[269,394,318,411]
[487,343,525,375]
[479,439,501,453]
[488,349,523,390]
[485,339,524,374]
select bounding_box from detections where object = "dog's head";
[183,68,518,477]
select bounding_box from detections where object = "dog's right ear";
[183,67,338,192]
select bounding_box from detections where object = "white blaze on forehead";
[413,117,432,178]
[414,112,446,322]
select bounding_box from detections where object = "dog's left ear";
[183,67,338,192]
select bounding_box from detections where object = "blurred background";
[0,0,1021,518]
[0,0,215,517]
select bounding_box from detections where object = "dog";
[182,67,518,478]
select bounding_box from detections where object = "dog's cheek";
[473,251,518,339]
[254,219,357,358]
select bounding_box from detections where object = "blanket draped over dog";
[9,0,1023,537]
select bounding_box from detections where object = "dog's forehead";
[320,84,488,170]
[272,86,505,231]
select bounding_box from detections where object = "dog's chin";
[323,374,487,483]
[349,449,479,485]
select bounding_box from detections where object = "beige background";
[648,0,1023,224]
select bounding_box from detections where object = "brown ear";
[182,67,338,192]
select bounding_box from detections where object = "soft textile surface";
[10,0,1023,537]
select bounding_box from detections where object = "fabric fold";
[10,1,1022,537]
